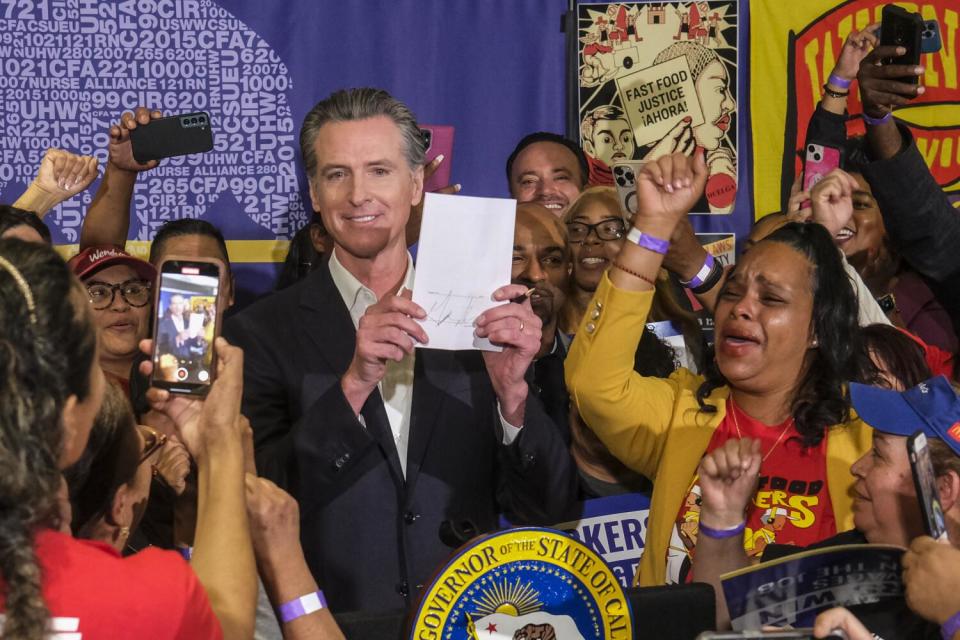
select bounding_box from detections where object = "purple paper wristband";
[626,227,670,255]
[699,520,746,540]
[827,73,853,89]
[278,590,328,623]
[942,610,960,640]
[862,111,893,126]
[681,253,716,289]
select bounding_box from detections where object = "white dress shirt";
[328,249,521,478]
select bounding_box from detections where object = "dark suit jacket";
[156,313,196,361]
[223,264,578,613]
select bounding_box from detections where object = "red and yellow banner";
[751,0,960,218]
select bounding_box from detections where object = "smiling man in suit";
[224,88,578,614]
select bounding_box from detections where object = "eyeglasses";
[566,219,626,243]
[86,280,152,310]
[137,425,167,465]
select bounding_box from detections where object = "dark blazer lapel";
[299,264,404,483]
[404,349,456,493]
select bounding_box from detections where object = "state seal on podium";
[409,527,633,640]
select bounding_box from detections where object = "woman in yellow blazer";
[565,152,874,587]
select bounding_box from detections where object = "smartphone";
[151,257,224,396]
[921,20,942,54]
[802,142,842,192]
[420,125,454,192]
[130,112,214,164]
[697,631,845,640]
[613,161,646,219]
[908,430,950,542]
[880,5,923,84]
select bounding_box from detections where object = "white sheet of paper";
[188,312,205,338]
[412,192,516,351]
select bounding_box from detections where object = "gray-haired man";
[225,88,578,613]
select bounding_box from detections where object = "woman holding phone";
[0,238,255,639]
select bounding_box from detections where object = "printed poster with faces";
[577,1,738,214]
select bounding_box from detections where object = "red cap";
[68,245,156,282]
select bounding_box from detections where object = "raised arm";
[855,46,960,335]
[12,148,99,217]
[246,475,345,640]
[565,152,710,478]
[690,437,761,629]
[80,107,161,249]
[141,337,257,640]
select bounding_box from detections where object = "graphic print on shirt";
[666,472,830,583]
[665,427,834,585]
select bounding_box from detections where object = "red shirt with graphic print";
[665,399,836,584]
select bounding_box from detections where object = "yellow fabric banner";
[751,0,959,218]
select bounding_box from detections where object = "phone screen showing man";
[153,261,220,392]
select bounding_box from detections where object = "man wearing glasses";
[69,245,155,394]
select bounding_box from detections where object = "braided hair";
[0,238,97,639]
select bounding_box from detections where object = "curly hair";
[696,223,870,447]
[0,238,96,639]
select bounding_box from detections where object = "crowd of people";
[1,21,959,640]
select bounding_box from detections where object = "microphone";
[438,519,478,548]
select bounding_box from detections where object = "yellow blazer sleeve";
[565,272,704,480]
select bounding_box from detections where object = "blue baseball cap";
[850,376,960,456]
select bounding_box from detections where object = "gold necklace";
[729,398,794,463]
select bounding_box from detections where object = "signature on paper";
[425,290,486,327]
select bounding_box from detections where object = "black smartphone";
[151,257,224,396]
[880,5,923,84]
[908,430,950,542]
[130,112,214,164]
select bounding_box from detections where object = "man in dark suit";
[155,294,194,362]
[512,202,572,442]
[224,88,578,614]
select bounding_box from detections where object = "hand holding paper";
[475,284,543,426]
[341,290,428,415]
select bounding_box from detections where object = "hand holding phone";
[420,125,455,193]
[151,257,225,396]
[908,431,950,542]
[130,112,214,164]
[879,5,923,84]
[802,143,842,192]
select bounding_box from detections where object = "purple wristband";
[699,520,746,540]
[278,591,328,623]
[626,227,670,255]
[942,610,960,640]
[680,253,716,289]
[862,111,893,126]
[827,73,853,89]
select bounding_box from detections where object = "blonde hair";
[562,185,626,225]
[560,186,704,369]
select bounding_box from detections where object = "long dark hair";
[697,223,868,446]
[63,382,140,537]
[0,238,97,638]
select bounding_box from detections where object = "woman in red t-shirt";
[0,239,254,639]
[566,153,879,587]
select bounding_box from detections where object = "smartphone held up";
[151,257,225,396]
